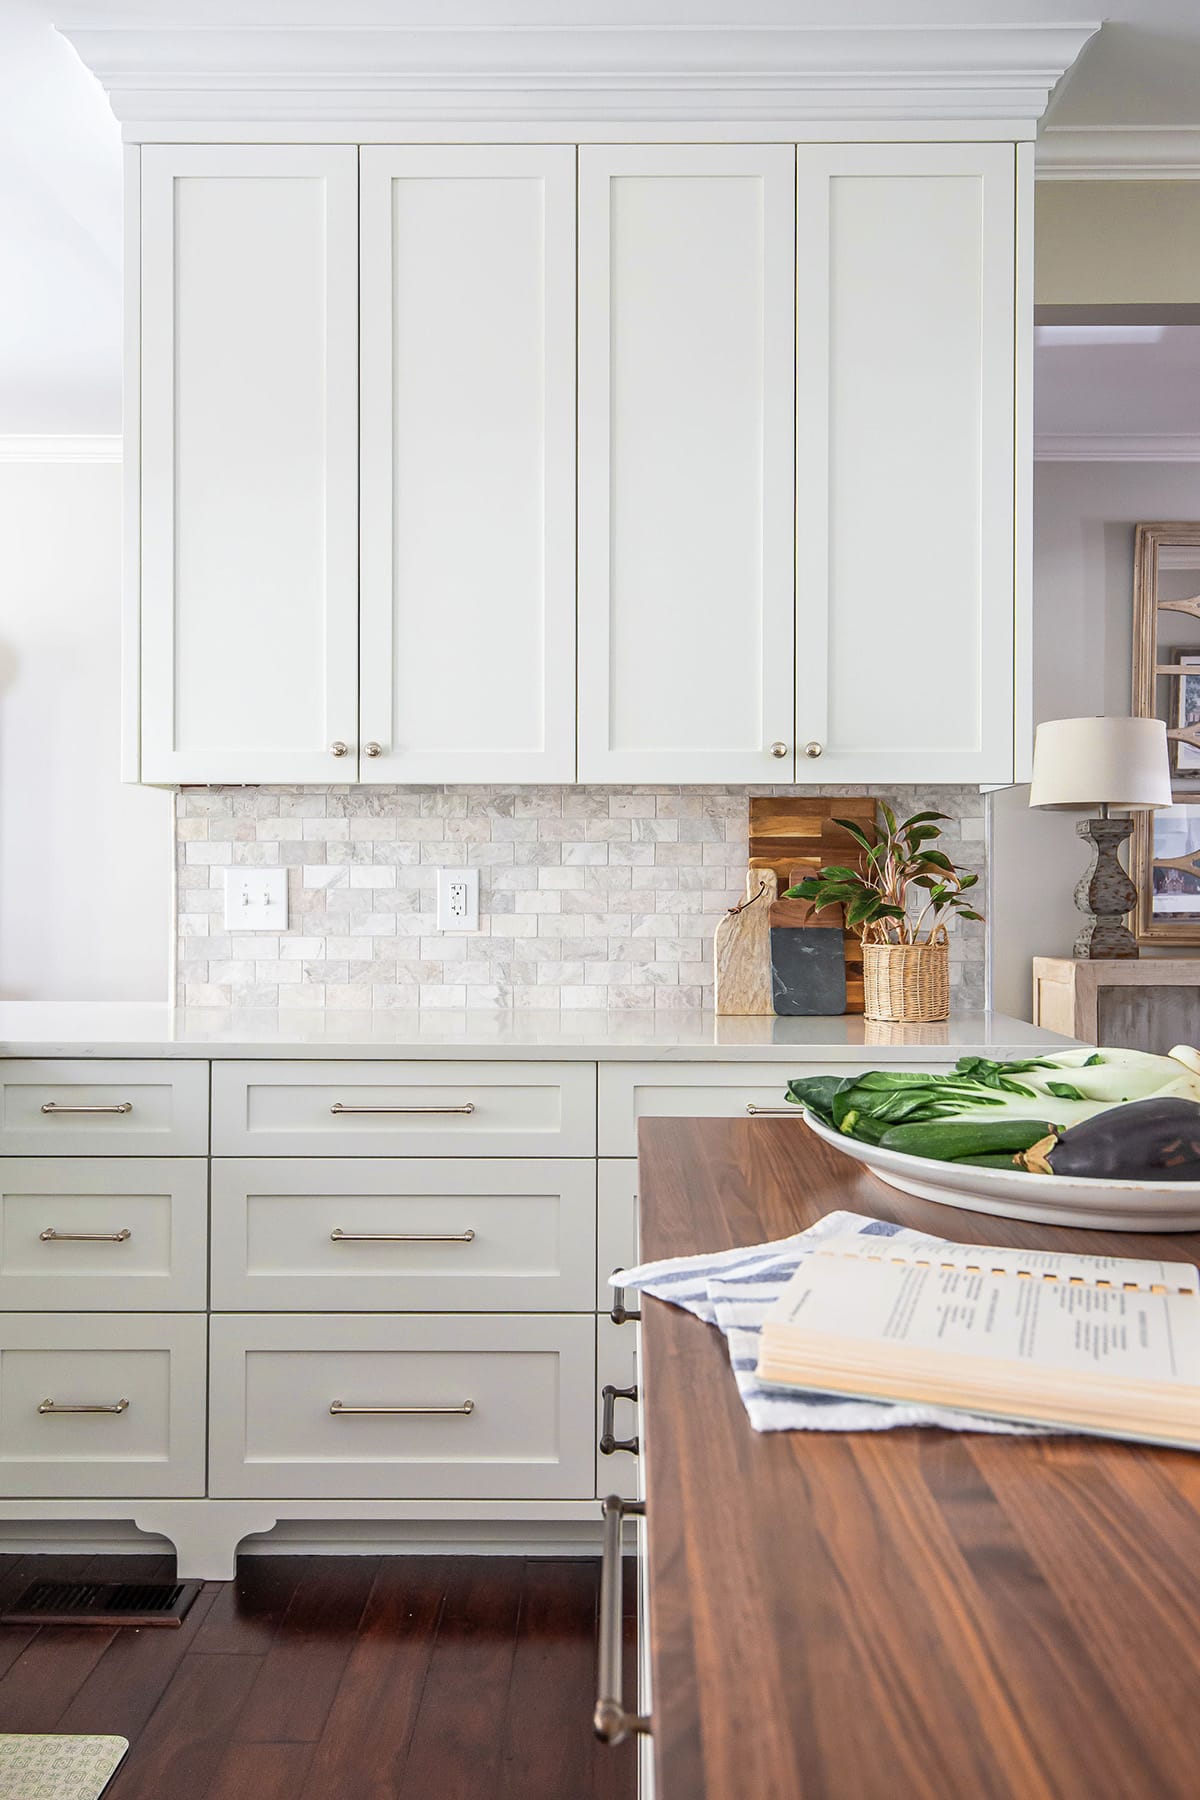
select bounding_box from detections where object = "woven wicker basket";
[862,931,950,1023]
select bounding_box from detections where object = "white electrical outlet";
[436,867,479,932]
[223,867,288,931]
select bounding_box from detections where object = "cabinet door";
[578,146,796,782]
[795,144,1017,784]
[359,146,576,782]
[139,146,358,783]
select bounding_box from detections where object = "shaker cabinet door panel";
[794,143,1017,785]
[139,146,359,784]
[577,146,796,783]
[359,146,576,782]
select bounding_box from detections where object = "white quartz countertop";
[0,1004,1078,1061]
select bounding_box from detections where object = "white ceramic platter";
[801,1109,1200,1232]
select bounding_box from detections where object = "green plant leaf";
[879,802,898,834]
[958,872,980,890]
[900,811,950,829]
[832,818,875,852]
[847,890,882,926]
[917,850,955,871]
[814,865,860,882]
[784,878,821,899]
[956,909,985,922]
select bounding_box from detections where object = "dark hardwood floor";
[0,1553,637,1799]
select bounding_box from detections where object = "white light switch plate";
[223,867,288,931]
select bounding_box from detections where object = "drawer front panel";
[212,1061,596,1156]
[0,1061,209,1156]
[597,1159,639,1310]
[0,1314,206,1497]
[211,1159,595,1312]
[0,1159,207,1311]
[596,1313,639,1503]
[599,1061,949,1156]
[209,1313,595,1499]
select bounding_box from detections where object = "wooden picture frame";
[1132,523,1200,945]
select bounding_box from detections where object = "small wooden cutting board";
[714,868,778,1015]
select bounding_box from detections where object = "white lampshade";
[1028,716,1172,810]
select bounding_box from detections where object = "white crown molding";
[1035,433,1200,462]
[58,22,1098,127]
[0,435,121,464]
[1037,128,1200,179]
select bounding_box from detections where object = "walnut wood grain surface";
[637,1116,1200,1800]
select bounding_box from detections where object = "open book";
[756,1235,1200,1450]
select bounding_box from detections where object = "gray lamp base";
[1072,816,1138,960]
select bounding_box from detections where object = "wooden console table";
[1033,955,1200,1050]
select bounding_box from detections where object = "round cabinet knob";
[803,741,824,760]
[770,741,789,759]
[330,741,349,758]
[364,742,382,758]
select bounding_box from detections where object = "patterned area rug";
[0,1737,128,1799]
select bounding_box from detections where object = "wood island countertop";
[636,1115,1200,1800]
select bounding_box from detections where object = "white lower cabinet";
[0,1314,206,1498]
[0,1158,208,1312]
[597,1159,640,1307]
[211,1158,596,1313]
[208,1313,597,1500]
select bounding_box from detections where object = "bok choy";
[786,1047,1200,1149]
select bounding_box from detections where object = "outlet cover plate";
[436,867,479,932]
[223,867,288,931]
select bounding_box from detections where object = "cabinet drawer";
[0,1159,207,1312]
[0,1314,206,1498]
[0,1061,208,1157]
[597,1159,640,1310]
[209,1313,595,1500]
[596,1313,639,1503]
[211,1159,596,1312]
[599,1062,817,1156]
[212,1061,596,1157]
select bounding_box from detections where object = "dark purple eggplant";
[1018,1097,1200,1180]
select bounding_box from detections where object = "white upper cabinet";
[577,146,797,783]
[139,146,358,784]
[359,146,576,782]
[794,143,1018,785]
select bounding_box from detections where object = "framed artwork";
[1175,653,1200,775]
[1134,798,1200,944]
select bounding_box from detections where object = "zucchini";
[878,1119,1060,1162]
[949,1153,1028,1170]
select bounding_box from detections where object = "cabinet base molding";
[0,1499,609,1579]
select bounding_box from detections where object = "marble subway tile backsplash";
[175,786,988,1011]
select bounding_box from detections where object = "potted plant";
[784,808,984,1023]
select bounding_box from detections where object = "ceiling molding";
[1037,128,1200,180]
[58,22,1098,126]
[0,436,121,463]
[1035,433,1200,463]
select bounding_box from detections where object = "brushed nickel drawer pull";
[595,1494,650,1746]
[330,1228,476,1245]
[609,1268,641,1326]
[745,1103,798,1116]
[600,1383,639,1457]
[38,1398,130,1415]
[40,1227,132,1244]
[329,1399,475,1417]
[40,1102,133,1116]
[329,1102,476,1116]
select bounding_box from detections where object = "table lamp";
[1028,715,1172,959]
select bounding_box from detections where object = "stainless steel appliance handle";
[330,1228,476,1245]
[330,1102,476,1116]
[40,1102,133,1115]
[595,1494,651,1746]
[600,1383,639,1457]
[745,1103,798,1116]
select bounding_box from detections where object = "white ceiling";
[8,0,1200,434]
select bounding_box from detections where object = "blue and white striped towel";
[612,1209,1031,1436]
